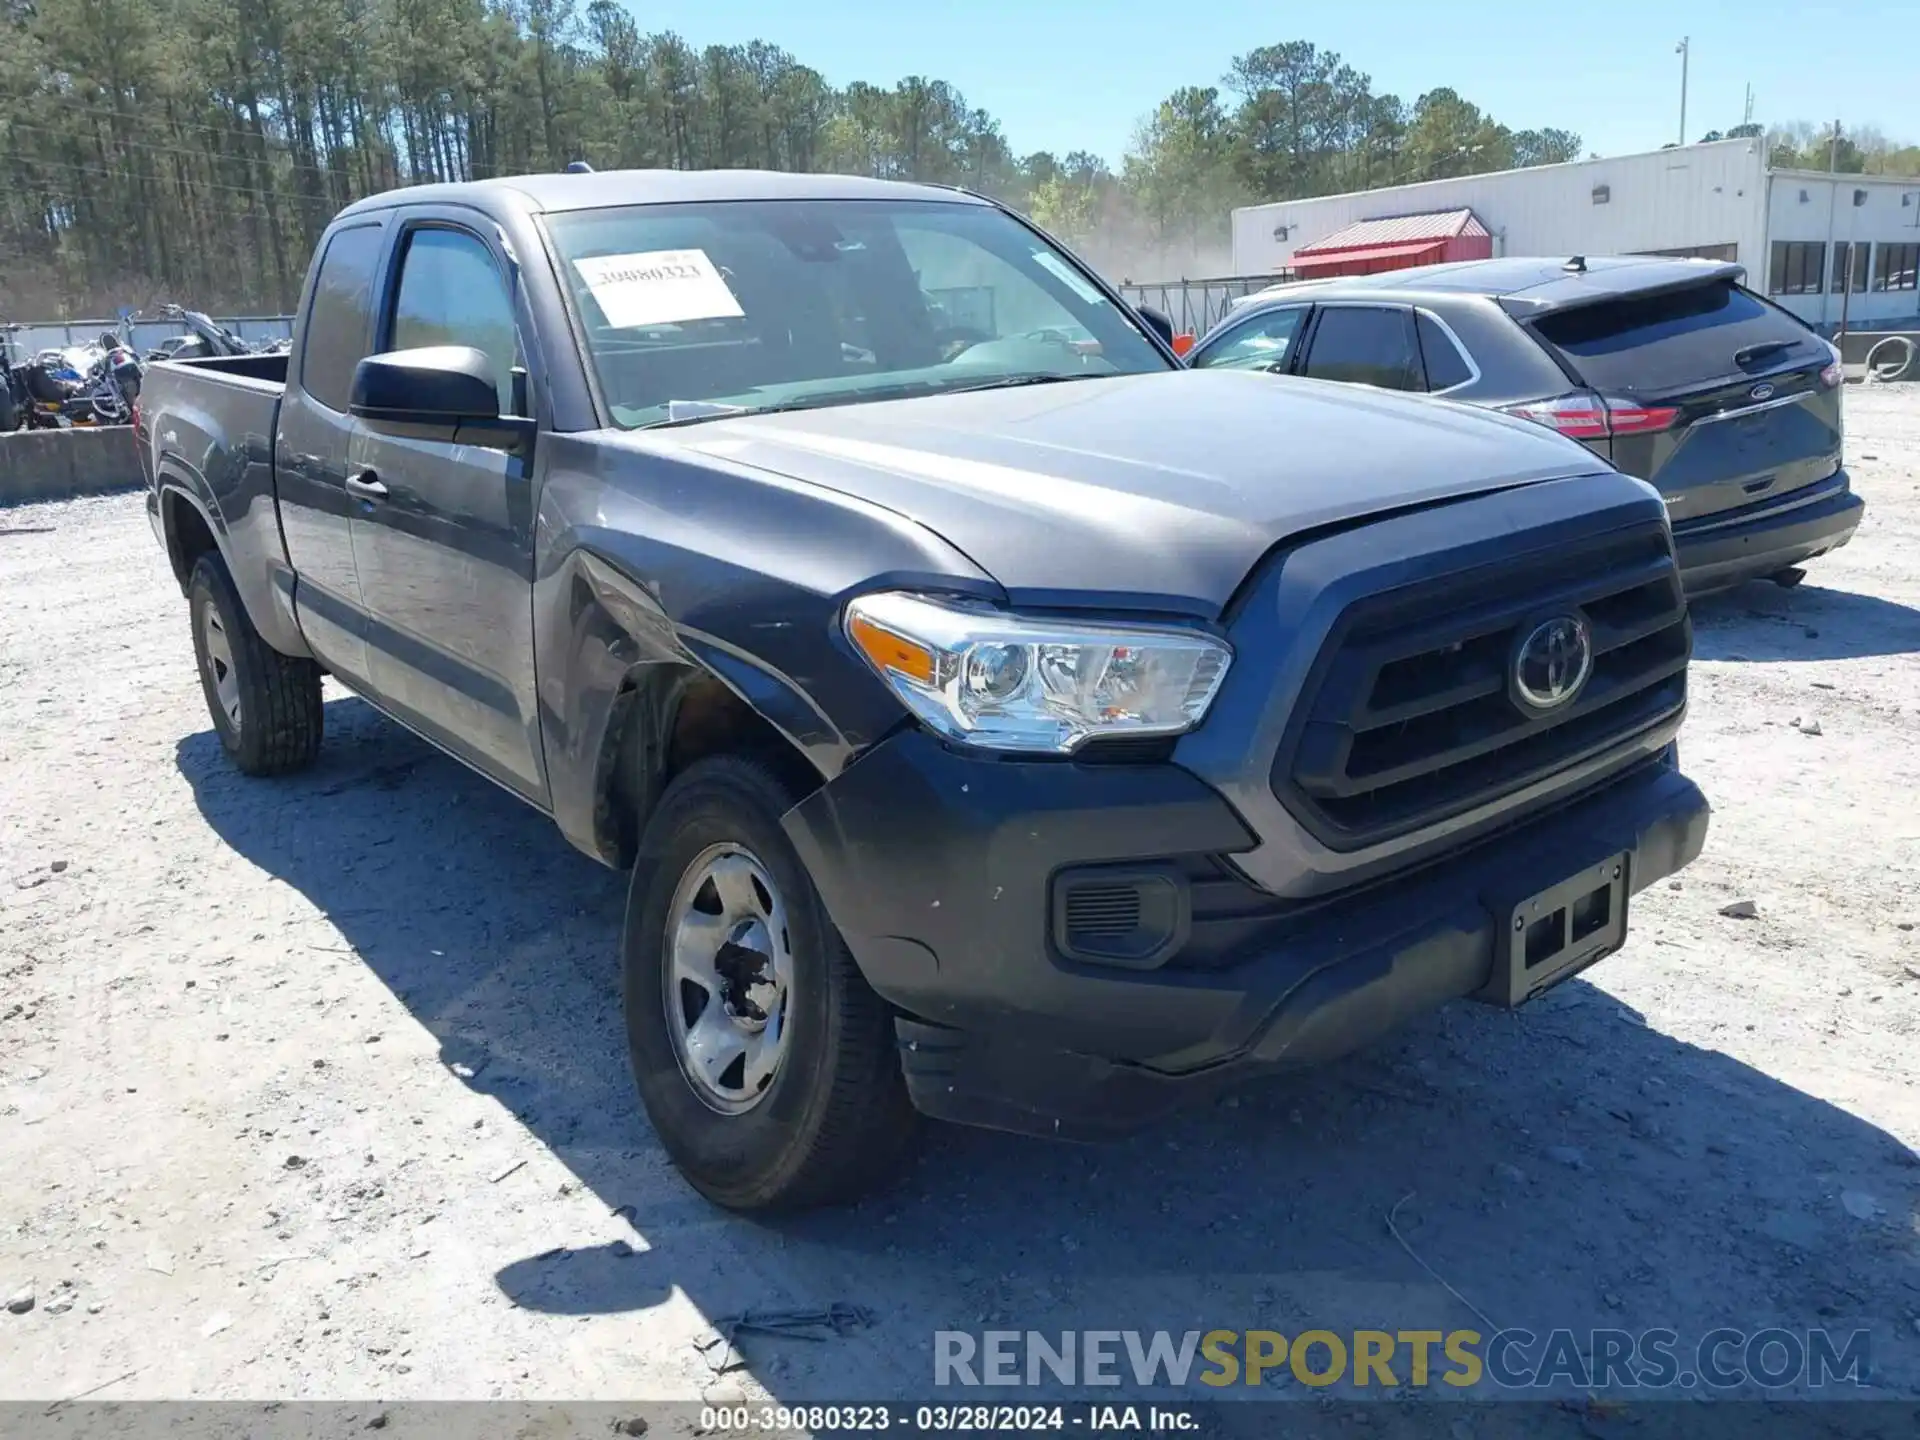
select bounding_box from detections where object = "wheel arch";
[591,663,827,871]
[155,456,314,660]
[156,467,227,596]
[540,547,854,869]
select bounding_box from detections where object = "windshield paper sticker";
[572,249,745,328]
[1032,251,1105,306]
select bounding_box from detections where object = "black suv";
[1189,256,1862,595]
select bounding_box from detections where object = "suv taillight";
[1819,340,1844,389]
[1503,394,1677,440]
[1606,401,1682,434]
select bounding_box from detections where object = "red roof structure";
[1289,209,1493,277]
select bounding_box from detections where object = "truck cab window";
[389,228,524,413]
[299,224,384,412]
[894,225,1101,359]
[543,198,1168,429]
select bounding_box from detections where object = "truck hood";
[658,369,1605,617]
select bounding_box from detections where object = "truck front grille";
[1271,522,1689,850]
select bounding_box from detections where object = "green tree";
[1513,126,1581,167]
[1025,151,1111,246]
[1122,86,1239,258]
[1226,40,1337,199]
[0,13,1642,312]
[1403,87,1513,181]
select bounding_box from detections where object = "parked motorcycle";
[15,332,142,428]
[152,304,253,361]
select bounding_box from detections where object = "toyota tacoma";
[137,170,1710,1211]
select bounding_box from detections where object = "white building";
[1230,138,1920,330]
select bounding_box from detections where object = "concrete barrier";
[0,426,143,506]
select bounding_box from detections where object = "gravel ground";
[3,389,1919,1422]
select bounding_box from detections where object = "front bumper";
[783,730,1710,1140]
[1673,469,1863,594]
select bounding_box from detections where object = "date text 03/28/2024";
[698,1406,1195,1433]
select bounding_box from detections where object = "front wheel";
[188,552,324,775]
[622,755,917,1211]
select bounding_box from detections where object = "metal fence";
[3,314,295,358]
[1117,276,1285,338]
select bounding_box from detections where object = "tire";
[187,551,324,776]
[623,755,917,1211]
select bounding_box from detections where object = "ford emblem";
[1750,382,1775,401]
[1511,615,1593,713]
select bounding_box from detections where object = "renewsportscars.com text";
[934,1327,1870,1392]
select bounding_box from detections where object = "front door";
[278,220,386,685]
[347,219,547,803]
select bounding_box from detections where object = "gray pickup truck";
[138,169,1709,1211]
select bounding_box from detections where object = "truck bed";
[141,351,287,476]
[138,351,287,522]
[168,351,290,387]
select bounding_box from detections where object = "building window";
[1873,242,1919,292]
[1769,241,1826,295]
[1831,242,1870,293]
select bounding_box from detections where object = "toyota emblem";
[1512,615,1594,713]
[1750,382,1775,401]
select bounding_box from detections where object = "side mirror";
[351,346,500,425]
[1136,305,1176,348]
[349,346,531,452]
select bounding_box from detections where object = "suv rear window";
[1529,280,1816,395]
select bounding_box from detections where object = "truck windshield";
[542,198,1172,428]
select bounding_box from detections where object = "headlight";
[843,591,1232,754]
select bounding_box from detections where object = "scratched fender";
[529,432,997,865]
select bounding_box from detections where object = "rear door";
[1524,279,1842,526]
[1297,304,1424,391]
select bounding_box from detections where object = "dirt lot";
[4,389,1919,1421]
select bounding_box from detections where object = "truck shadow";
[1689,581,1920,662]
[176,696,1920,1403]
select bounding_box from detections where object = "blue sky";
[627,0,1917,170]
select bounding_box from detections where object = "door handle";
[345,470,388,501]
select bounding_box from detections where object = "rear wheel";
[188,552,324,775]
[622,755,917,1211]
